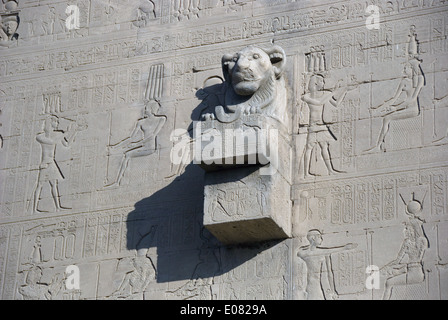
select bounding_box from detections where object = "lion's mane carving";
[206,45,288,125]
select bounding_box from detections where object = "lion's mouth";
[233,72,261,83]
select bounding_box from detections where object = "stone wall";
[0,0,447,300]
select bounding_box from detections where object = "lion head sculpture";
[205,45,289,126]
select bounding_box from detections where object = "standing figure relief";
[300,74,357,177]
[32,115,85,213]
[298,229,358,300]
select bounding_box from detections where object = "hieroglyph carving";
[43,92,62,114]
[305,46,327,73]
[207,178,267,220]
[171,0,244,22]
[203,45,288,126]
[2,1,18,12]
[433,91,448,145]
[173,0,200,21]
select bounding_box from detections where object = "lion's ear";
[222,54,235,82]
[264,45,286,79]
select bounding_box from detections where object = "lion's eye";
[253,53,260,59]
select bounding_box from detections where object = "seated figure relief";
[365,59,425,153]
[365,25,426,153]
[133,0,156,28]
[105,100,167,188]
[202,45,289,127]
[381,195,428,300]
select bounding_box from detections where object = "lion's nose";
[236,56,250,69]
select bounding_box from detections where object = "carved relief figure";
[166,227,221,300]
[0,14,19,47]
[165,76,225,179]
[297,230,357,300]
[168,247,220,300]
[195,76,225,119]
[381,196,429,300]
[207,177,268,221]
[18,266,61,300]
[133,0,156,28]
[112,253,156,299]
[365,60,425,153]
[105,100,166,187]
[365,26,425,153]
[18,240,64,300]
[32,116,82,213]
[301,74,356,177]
[111,227,157,299]
[203,45,288,126]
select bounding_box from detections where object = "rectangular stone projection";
[0,0,447,300]
[204,165,292,245]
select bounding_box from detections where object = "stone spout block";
[197,115,290,174]
[204,166,292,245]
[198,44,293,245]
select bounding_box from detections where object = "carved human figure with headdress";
[111,227,157,299]
[0,14,19,45]
[18,238,64,300]
[105,100,166,187]
[365,59,425,153]
[298,229,358,300]
[32,115,83,213]
[365,26,425,153]
[301,74,357,177]
[381,196,429,300]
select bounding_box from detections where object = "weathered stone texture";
[0,0,447,300]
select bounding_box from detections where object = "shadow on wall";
[127,164,278,282]
[124,164,281,294]
[119,79,283,299]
